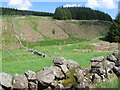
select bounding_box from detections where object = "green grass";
[2,38,111,75]
[21,37,88,48]
[95,77,120,88]
[2,49,53,75]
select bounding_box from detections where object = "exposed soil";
[37,20,69,40]
[91,41,118,52]
[14,20,44,42]
[73,41,118,52]
[55,21,107,40]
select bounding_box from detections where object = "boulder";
[28,81,38,90]
[59,65,69,74]
[12,74,28,89]
[0,73,13,88]
[53,57,65,65]
[112,50,120,60]
[107,54,117,62]
[36,67,55,86]
[91,62,103,68]
[65,60,80,69]
[90,56,104,62]
[74,69,84,83]
[104,60,115,73]
[25,70,36,80]
[52,66,65,79]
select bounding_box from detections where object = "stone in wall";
[90,56,104,62]
[0,73,13,89]
[12,74,28,89]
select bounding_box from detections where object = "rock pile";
[0,50,120,89]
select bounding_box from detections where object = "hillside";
[1,16,111,50]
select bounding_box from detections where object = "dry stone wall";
[0,50,120,89]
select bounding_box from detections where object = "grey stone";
[51,80,59,87]
[53,57,65,65]
[91,66,105,75]
[112,50,120,60]
[91,62,103,68]
[116,70,120,76]
[28,81,38,90]
[113,66,120,76]
[74,69,84,83]
[52,66,65,79]
[12,74,28,89]
[0,73,13,88]
[36,67,55,85]
[107,54,117,62]
[104,60,115,73]
[93,73,101,83]
[65,60,80,69]
[115,60,120,67]
[59,65,69,74]
[113,66,120,72]
[79,78,90,88]
[25,70,36,80]
[28,49,34,53]
[81,68,90,76]
[90,56,104,62]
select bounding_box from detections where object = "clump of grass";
[95,77,119,88]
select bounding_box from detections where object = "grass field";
[2,38,111,75]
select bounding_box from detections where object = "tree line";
[106,14,120,42]
[53,7,112,21]
[0,7,53,16]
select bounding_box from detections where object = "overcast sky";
[1,0,119,19]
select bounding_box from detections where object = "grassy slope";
[1,16,112,74]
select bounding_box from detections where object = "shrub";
[106,14,120,43]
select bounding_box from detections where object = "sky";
[0,0,119,19]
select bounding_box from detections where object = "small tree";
[106,14,120,43]
[52,29,55,34]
